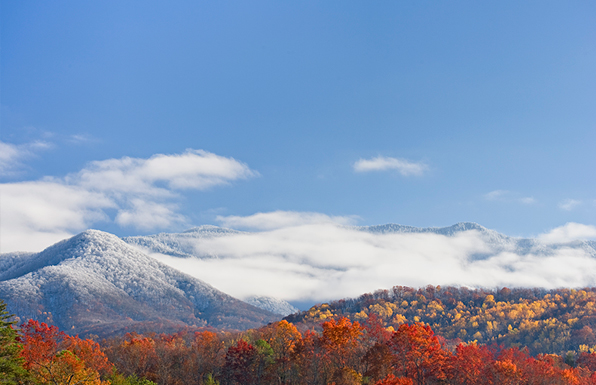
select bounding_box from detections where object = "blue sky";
[2,1,596,252]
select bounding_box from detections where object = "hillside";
[122,225,243,258]
[285,285,596,355]
[0,230,280,337]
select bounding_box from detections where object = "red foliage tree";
[19,319,111,385]
[389,323,451,385]
[577,352,596,372]
[374,373,414,385]
[104,332,157,382]
[448,343,495,385]
[223,339,257,385]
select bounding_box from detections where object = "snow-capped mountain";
[0,230,280,336]
[127,222,596,262]
[359,222,596,258]
[244,295,299,317]
[123,225,243,258]
[120,222,596,304]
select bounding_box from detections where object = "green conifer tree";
[0,299,32,384]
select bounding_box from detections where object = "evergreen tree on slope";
[0,299,32,384]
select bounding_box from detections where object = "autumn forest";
[7,286,596,384]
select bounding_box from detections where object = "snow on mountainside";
[126,222,596,262]
[123,225,243,258]
[244,296,299,317]
[360,222,511,245]
[0,251,36,281]
[119,222,596,304]
[0,230,279,336]
[360,222,596,258]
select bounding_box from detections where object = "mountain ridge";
[0,230,280,336]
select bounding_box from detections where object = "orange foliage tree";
[389,322,451,385]
[19,320,111,385]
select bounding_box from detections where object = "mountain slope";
[359,221,596,258]
[0,230,279,336]
[284,285,596,355]
[244,295,299,316]
[122,225,242,258]
[126,222,596,261]
[120,222,596,304]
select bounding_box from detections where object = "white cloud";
[559,199,582,211]
[67,134,97,144]
[0,150,257,252]
[484,190,535,205]
[519,197,536,204]
[216,210,358,231]
[538,222,596,244]
[115,199,187,230]
[0,181,115,253]
[75,149,257,194]
[484,190,508,201]
[144,212,596,304]
[0,142,22,174]
[0,140,51,176]
[353,156,428,176]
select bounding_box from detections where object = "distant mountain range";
[124,222,596,260]
[362,222,596,256]
[0,230,280,336]
[3,222,596,337]
[123,225,242,259]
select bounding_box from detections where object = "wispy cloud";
[217,210,358,231]
[484,190,535,205]
[0,140,52,176]
[0,150,257,252]
[67,133,98,144]
[559,199,582,211]
[519,197,536,204]
[145,214,596,303]
[484,190,508,201]
[353,156,428,176]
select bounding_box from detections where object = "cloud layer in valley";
[0,149,257,252]
[142,211,596,305]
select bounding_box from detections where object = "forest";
[6,286,596,384]
[287,286,596,356]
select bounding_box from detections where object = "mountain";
[359,221,596,258]
[121,222,596,305]
[126,222,596,262]
[244,295,299,317]
[0,230,280,337]
[122,225,242,258]
[284,285,596,355]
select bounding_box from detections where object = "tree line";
[287,286,596,356]
[6,297,596,384]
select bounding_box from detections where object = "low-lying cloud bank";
[143,212,596,305]
[0,150,256,252]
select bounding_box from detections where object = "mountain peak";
[450,222,486,231]
[1,230,280,336]
[361,222,490,235]
[183,225,225,233]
